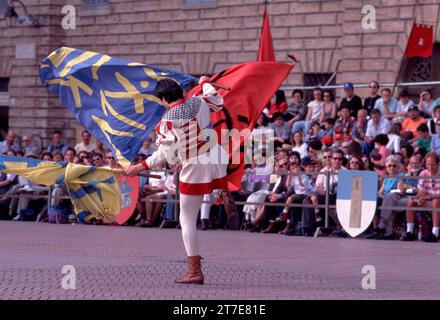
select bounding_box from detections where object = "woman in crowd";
[386,122,402,154]
[320,90,337,123]
[268,90,288,119]
[418,89,437,117]
[291,131,307,158]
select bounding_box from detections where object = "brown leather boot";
[262,221,278,233]
[174,256,204,285]
[279,222,294,235]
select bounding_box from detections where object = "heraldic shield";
[336,170,378,237]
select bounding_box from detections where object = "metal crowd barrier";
[2,170,440,227]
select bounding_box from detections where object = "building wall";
[0,0,439,146]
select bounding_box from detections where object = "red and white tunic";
[141,83,228,195]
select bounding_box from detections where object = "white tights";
[179,194,204,256]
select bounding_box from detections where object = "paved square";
[0,221,439,299]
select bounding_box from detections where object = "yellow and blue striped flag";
[0,155,121,224]
[39,47,197,165]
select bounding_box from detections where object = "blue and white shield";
[336,170,378,237]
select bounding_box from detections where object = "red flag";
[404,23,434,58]
[187,62,293,191]
[257,7,276,62]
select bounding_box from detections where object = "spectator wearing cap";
[394,90,414,123]
[47,130,68,155]
[285,89,307,126]
[363,80,381,114]
[292,87,324,135]
[417,89,436,118]
[374,88,398,120]
[340,82,363,119]
[402,105,426,141]
[268,90,288,118]
[320,90,337,123]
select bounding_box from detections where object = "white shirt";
[366,117,391,138]
[307,100,324,121]
[386,134,401,153]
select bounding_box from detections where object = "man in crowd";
[374,88,398,120]
[0,131,21,154]
[47,130,68,155]
[74,130,97,154]
[339,83,363,119]
[402,106,426,141]
[363,80,381,114]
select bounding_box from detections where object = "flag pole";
[392,20,415,95]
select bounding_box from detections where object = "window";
[183,0,217,9]
[83,0,109,10]
[303,73,335,102]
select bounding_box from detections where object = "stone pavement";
[0,221,439,300]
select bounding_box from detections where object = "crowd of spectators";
[1,81,440,243]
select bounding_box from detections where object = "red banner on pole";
[404,23,434,58]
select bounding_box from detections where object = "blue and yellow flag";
[39,47,197,165]
[0,155,121,224]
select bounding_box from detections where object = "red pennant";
[404,23,434,58]
[257,7,276,62]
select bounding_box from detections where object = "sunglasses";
[323,156,331,159]
[332,157,342,161]
[106,156,114,159]
[387,164,397,168]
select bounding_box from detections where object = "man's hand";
[124,163,143,177]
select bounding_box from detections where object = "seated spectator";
[94,141,107,155]
[78,150,92,165]
[92,153,106,167]
[363,80,381,115]
[428,105,440,134]
[386,122,402,154]
[291,131,307,158]
[320,90,337,123]
[430,119,440,156]
[393,89,414,123]
[41,152,53,161]
[313,148,347,236]
[0,166,17,220]
[21,135,40,155]
[417,89,436,118]
[374,88,398,120]
[269,112,291,149]
[285,89,307,126]
[371,134,390,175]
[305,121,324,143]
[402,152,440,242]
[321,117,335,139]
[292,87,323,135]
[280,160,320,236]
[137,166,166,227]
[347,154,365,170]
[52,150,63,162]
[105,151,122,169]
[334,105,354,139]
[365,109,390,148]
[47,130,68,155]
[340,82,363,118]
[306,139,323,160]
[352,109,368,154]
[414,123,431,154]
[243,158,288,232]
[268,90,287,119]
[0,131,21,154]
[74,130,97,154]
[402,106,426,142]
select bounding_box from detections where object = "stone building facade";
[0,0,439,146]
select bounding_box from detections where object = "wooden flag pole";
[111,168,162,179]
